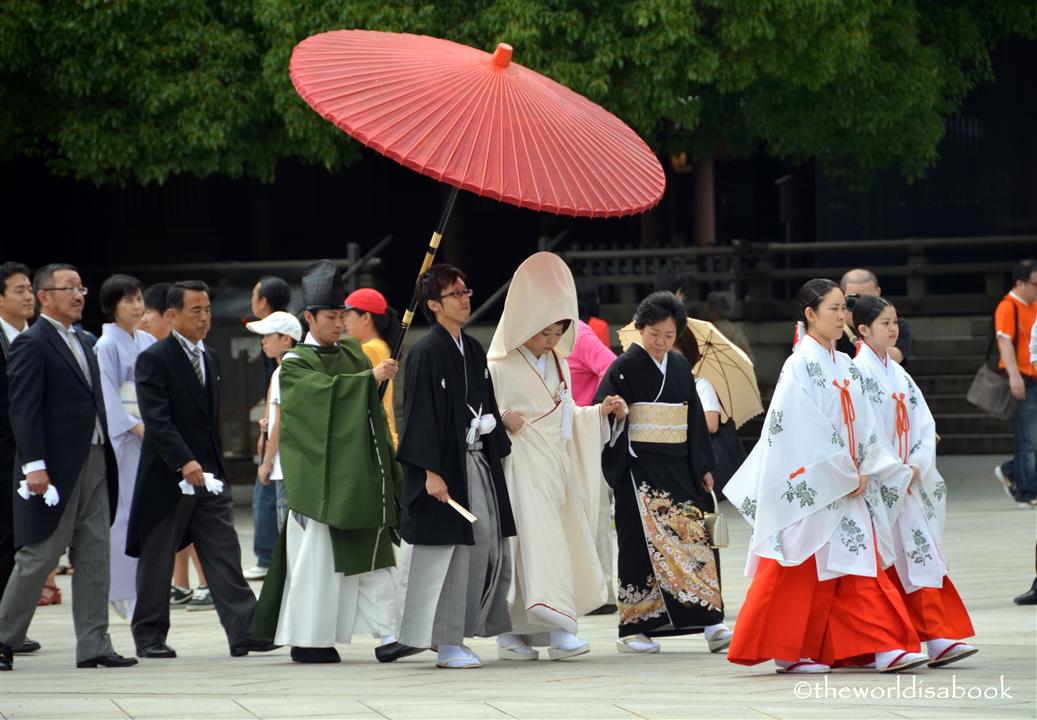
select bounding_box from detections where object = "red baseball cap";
[344,288,389,316]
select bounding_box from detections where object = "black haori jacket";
[397,323,515,546]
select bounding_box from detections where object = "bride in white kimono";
[95,275,156,620]
[849,294,977,667]
[725,279,928,674]
[487,252,624,661]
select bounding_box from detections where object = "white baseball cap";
[245,311,302,342]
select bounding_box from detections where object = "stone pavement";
[1,456,1034,720]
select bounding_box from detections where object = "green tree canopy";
[1,0,1034,186]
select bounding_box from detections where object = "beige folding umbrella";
[618,318,763,429]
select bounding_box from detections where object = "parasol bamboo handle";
[380,185,460,399]
[397,227,444,335]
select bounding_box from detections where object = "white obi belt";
[119,381,140,419]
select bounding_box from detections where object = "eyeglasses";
[41,286,89,296]
[440,288,473,301]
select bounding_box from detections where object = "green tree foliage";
[1,0,1034,185]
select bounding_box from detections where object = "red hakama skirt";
[884,568,974,641]
[728,553,920,667]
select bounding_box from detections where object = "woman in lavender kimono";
[95,274,156,620]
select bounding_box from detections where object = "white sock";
[624,636,658,652]
[926,638,957,658]
[876,649,919,668]
[437,644,468,661]
[497,633,529,648]
[379,634,397,646]
[549,629,582,648]
[704,623,731,640]
[776,657,828,669]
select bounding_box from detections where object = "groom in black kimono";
[388,264,516,669]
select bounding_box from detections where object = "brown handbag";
[966,302,1018,421]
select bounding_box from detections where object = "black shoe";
[1014,578,1037,605]
[587,603,618,616]
[136,641,177,659]
[0,643,12,671]
[230,639,281,657]
[77,652,138,668]
[13,638,41,654]
[291,646,341,663]
[374,641,426,663]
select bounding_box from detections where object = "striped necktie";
[64,326,91,387]
[178,336,205,385]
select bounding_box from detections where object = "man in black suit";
[0,262,41,656]
[0,263,136,671]
[127,281,276,659]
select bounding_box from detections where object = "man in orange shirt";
[994,259,1037,507]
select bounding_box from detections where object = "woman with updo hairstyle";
[725,278,929,674]
[851,296,978,667]
[94,273,156,620]
[595,291,733,655]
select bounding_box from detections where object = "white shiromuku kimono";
[852,345,949,591]
[487,253,608,640]
[488,347,609,638]
[725,335,911,580]
[95,323,156,613]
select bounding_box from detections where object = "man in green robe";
[252,260,401,664]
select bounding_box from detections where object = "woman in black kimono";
[596,292,731,654]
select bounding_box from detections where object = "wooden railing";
[559,234,1036,317]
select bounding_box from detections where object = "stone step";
[912,374,976,395]
[911,337,989,357]
[933,413,1012,435]
[907,355,985,375]
[925,394,984,414]
[934,433,1014,455]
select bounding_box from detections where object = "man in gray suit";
[0,263,136,671]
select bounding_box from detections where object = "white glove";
[179,473,225,496]
[17,481,60,507]
[203,473,224,494]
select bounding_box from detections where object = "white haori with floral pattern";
[725,336,911,581]
[852,345,949,591]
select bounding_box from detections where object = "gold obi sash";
[627,402,688,444]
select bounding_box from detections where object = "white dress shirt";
[1,316,25,346]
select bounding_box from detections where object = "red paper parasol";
[289,29,666,368]
[290,30,664,217]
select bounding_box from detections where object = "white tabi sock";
[926,638,960,658]
[704,623,732,640]
[549,629,586,651]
